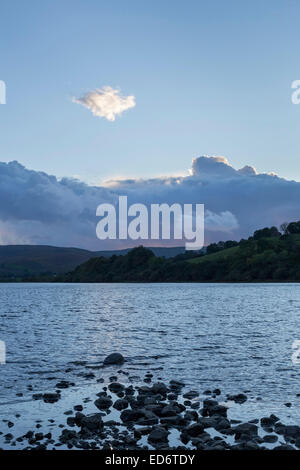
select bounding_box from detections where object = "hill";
[62,222,300,283]
[0,245,185,280]
[63,246,194,283]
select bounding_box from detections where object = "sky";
[1,1,300,249]
[1,0,300,184]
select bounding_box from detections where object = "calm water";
[1,283,300,420]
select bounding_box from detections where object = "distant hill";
[62,223,300,283]
[0,245,185,280]
[4,221,300,282]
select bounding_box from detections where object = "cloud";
[0,156,300,250]
[205,210,239,232]
[73,86,136,121]
[191,155,237,178]
[238,165,257,176]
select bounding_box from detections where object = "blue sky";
[0,0,300,184]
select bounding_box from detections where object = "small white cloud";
[73,86,135,121]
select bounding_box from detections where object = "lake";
[1,282,300,428]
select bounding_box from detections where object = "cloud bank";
[73,86,136,121]
[0,156,299,250]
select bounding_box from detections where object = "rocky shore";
[1,353,300,451]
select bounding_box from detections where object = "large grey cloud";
[0,156,299,250]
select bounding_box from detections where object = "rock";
[59,429,78,443]
[66,417,76,427]
[263,434,278,443]
[103,420,119,426]
[184,411,198,421]
[198,417,218,429]
[282,425,300,439]
[209,405,228,417]
[125,386,135,396]
[270,414,279,423]
[32,393,43,400]
[169,380,185,390]
[261,416,277,428]
[80,413,104,431]
[203,399,218,408]
[227,393,247,404]
[120,409,145,423]
[108,382,125,394]
[151,382,168,395]
[134,429,142,440]
[191,402,200,409]
[237,440,260,450]
[94,397,113,410]
[137,427,151,437]
[136,412,159,426]
[56,380,73,389]
[103,353,125,365]
[74,405,83,411]
[143,396,157,405]
[186,423,205,437]
[273,444,295,450]
[160,416,182,426]
[148,426,169,443]
[295,438,300,449]
[183,390,198,399]
[214,417,231,431]
[113,399,129,411]
[233,423,258,437]
[74,412,85,425]
[180,431,190,444]
[202,400,227,417]
[168,393,178,400]
[78,440,90,449]
[42,392,60,404]
[33,444,46,450]
[161,404,183,417]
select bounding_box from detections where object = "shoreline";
[1,366,299,451]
